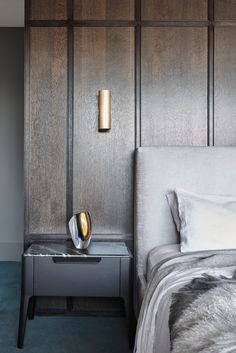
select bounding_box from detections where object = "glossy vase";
[69,211,92,249]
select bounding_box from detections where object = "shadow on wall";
[0,28,24,260]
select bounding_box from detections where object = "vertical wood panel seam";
[212,0,215,146]
[24,0,31,243]
[208,0,215,146]
[135,0,141,148]
[133,0,141,240]
[67,0,74,231]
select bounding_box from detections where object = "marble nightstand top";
[24,241,131,258]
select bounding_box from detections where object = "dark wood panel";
[30,0,67,20]
[215,0,236,20]
[73,27,135,235]
[141,27,208,146]
[28,28,67,234]
[142,0,208,21]
[215,28,236,145]
[74,0,134,20]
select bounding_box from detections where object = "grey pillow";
[166,189,236,253]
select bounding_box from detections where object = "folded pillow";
[167,189,236,253]
[166,191,181,232]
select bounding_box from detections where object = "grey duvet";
[134,250,236,353]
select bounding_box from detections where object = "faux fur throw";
[169,274,236,353]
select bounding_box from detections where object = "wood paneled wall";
[74,0,135,20]
[142,0,208,20]
[25,0,236,242]
[26,27,68,235]
[30,0,67,20]
[73,27,135,234]
[141,27,208,146]
[215,27,236,145]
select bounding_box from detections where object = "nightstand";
[17,241,133,349]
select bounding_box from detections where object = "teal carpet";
[0,262,132,353]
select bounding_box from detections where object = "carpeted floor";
[0,262,133,353]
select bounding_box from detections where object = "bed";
[134,147,236,353]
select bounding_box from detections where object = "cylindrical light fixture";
[98,89,111,131]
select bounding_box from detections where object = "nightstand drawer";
[34,257,120,297]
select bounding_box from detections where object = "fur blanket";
[135,251,236,353]
[170,275,236,353]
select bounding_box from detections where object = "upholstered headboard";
[134,146,236,278]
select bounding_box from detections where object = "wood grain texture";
[142,0,208,21]
[30,0,67,20]
[215,27,236,145]
[73,27,135,235]
[215,0,236,20]
[28,27,67,234]
[141,27,208,146]
[74,0,134,20]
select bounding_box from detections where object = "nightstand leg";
[123,297,136,348]
[17,256,34,349]
[120,257,136,349]
[128,308,136,348]
[28,296,36,320]
[17,295,31,348]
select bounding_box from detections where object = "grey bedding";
[147,244,180,281]
[135,249,236,353]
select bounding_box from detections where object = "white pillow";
[166,190,236,232]
[167,189,236,253]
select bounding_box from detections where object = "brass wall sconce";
[98,89,111,131]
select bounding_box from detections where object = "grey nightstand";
[17,241,133,349]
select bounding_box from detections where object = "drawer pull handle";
[52,257,101,264]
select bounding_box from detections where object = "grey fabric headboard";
[134,146,236,278]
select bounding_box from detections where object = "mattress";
[137,244,181,308]
[146,244,180,282]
